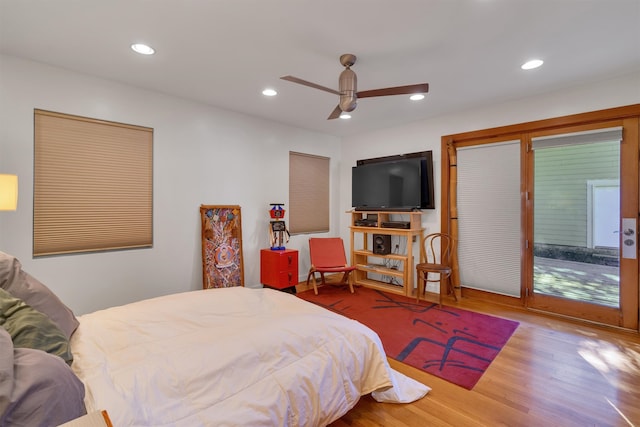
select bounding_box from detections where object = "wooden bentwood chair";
[306,237,355,295]
[416,233,457,305]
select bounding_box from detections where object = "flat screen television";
[351,151,435,211]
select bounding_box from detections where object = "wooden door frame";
[441,104,640,331]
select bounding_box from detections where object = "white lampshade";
[0,174,18,211]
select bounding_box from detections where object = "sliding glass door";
[443,107,639,330]
[525,123,638,328]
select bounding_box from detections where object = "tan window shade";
[33,109,153,256]
[289,152,329,234]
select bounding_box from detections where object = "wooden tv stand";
[348,210,424,298]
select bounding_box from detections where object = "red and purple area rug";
[298,286,519,389]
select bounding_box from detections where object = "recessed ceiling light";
[262,88,277,96]
[131,43,155,55]
[521,59,543,70]
[339,112,351,119]
[410,94,425,101]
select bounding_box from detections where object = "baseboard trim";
[460,287,523,307]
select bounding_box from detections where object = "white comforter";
[71,287,429,426]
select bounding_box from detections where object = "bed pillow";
[0,251,79,339]
[0,345,86,426]
[0,288,73,365]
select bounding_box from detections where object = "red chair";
[306,237,356,295]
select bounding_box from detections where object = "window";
[531,128,622,249]
[288,152,329,234]
[33,110,153,256]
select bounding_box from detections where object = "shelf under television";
[356,278,406,296]
[353,249,406,261]
[355,263,404,278]
[349,210,424,299]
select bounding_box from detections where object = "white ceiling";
[1,0,639,137]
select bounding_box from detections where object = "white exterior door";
[589,179,620,249]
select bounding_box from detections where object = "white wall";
[0,55,342,314]
[338,71,639,293]
[339,71,640,240]
[2,53,638,314]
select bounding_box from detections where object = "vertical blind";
[288,152,330,234]
[456,140,521,297]
[33,110,153,256]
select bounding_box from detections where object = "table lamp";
[0,174,18,211]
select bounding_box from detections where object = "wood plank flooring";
[321,290,640,427]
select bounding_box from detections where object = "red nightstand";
[260,249,299,292]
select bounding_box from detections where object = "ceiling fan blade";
[327,105,342,120]
[280,75,341,95]
[356,83,429,99]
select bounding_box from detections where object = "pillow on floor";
[0,288,73,365]
[0,251,79,339]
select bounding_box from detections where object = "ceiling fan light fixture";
[521,59,543,70]
[262,88,277,96]
[409,94,425,101]
[131,43,155,55]
[281,53,429,120]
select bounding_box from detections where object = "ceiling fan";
[281,53,429,120]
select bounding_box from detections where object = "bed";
[0,252,429,426]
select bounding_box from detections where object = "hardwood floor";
[327,293,640,427]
